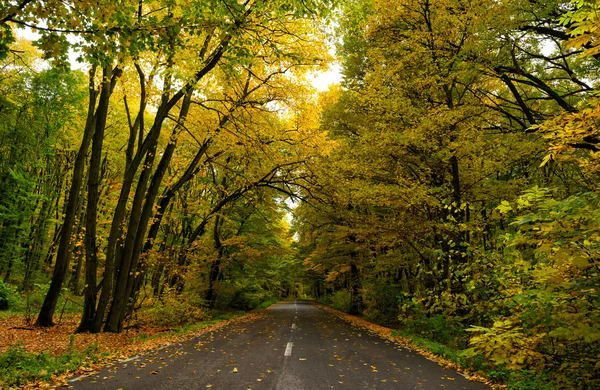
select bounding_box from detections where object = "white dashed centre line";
[284,342,294,356]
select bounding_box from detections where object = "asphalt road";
[67,300,489,390]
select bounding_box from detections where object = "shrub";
[0,281,18,311]
[398,296,467,348]
[212,284,274,311]
[362,284,402,326]
[329,290,352,312]
[255,297,280,309]
[137,294,207,327]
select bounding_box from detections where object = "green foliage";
[321,290,352,313]
[0,280,18,310]
[401,315,467,349]
[361,283,402,326]
[393,328,555,390]
[0,24,14,60]
[137,293,207,328]
[0,341,104,388]
[464,189,600,387]
[255,297,281,310]
[212,283,273,311]
[0,47,87,287]
[14,283,48,313]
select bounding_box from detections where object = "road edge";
[16,310,268,390]
[314,302,498,389]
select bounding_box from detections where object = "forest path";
[67,300,489,390]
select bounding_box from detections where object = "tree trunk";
[104,90,191,333]
[206,215,224,308]
[349,262,361,315]
[119,90,193,328]
[35,67,99,327]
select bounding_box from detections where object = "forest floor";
[0,310,263,389]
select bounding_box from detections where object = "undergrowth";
[391,329,555,389]
[0,339,106,388]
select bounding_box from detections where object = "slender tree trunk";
[70,242,84,295]
[151,259,165,297]
[104,98,178,333]
[22,195,52,291]
[68,176,88,296]
[117,90,193,328]
[349,262,361,315]
[206,215,224,308]
[35,67,99,327]
[77,64,117,333]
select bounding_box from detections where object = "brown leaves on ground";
[0,311,264,388]
[317,304,494,388]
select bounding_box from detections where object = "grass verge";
[0,339,108,388]
[254,297,281,309]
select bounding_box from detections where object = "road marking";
[284,342,293,356]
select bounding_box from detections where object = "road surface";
[67,300,489,389]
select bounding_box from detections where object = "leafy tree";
[0,41,86,289]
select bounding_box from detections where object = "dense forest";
[1,0,600,388]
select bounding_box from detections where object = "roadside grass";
[0,339,108,388]
[255,297,281,309]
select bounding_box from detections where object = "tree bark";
[206,215,224,308]
[35,66,99,327]
[77,64,116,332]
